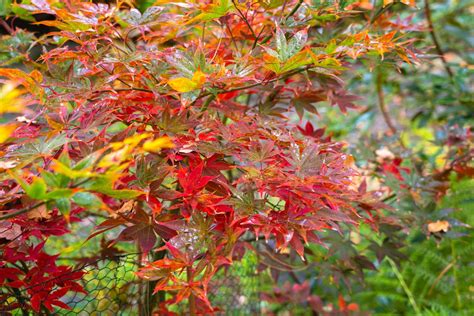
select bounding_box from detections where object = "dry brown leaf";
[28,204,51,220]
[109,200,136,218]
[428,220,450,233]
[118,200,136,214]
[375,147,395,162]
[350,231,361,244]
[21,196,51,220]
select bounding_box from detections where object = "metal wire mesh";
[208,270,262,315]
[58,255,141,315]
[0,253,262,315]
[0,254,142,316]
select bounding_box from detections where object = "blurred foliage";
[259,0,473,314]
[355,178,474,315]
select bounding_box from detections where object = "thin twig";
[428,260,455,296]
[279,0,289,20]
[251,24,267,50]
[0,17,13,34]
[424,0,454,78]
[376,70,398,135]
[285,0,303,21]
[0,201,46,220]
[201,64,313,98]
[225,22,240,52]
[231,0,257,39]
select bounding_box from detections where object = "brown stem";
[428,260,455,296]
[191,65,312,109]
[285,0,303,21]
[279,0,288,20]
[424,0,454,78]
[0,201,46,220]
[376,70,398,135]
[231,0,257,39]
[225,21,239,52]
[187,266,196,316]
[138,250,145,316]
[251,24,267,50]
[200,64,313,99]
[0,17,13,34]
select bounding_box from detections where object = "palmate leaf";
[275,27,308,62]
[127,6,163,25]
[280,51,311,73]
[291,89,327,118]
[275,26,289,60]
[6,134,68,160]
[186,0,232,23]
[0,68,43,99]
[90,209,177,253]
[287,29,308,58]
[168,71,206,93]
[119,221,157,253]
[328,89,361,113]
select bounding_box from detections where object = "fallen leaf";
[428,220,450,233]
[22,196,51,220]
[113,200,136,218]
[28,204,51,220]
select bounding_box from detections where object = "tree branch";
[0,17,14,34]
[424,0,454,78]
[376,70,398,135]
[0,201,46,220]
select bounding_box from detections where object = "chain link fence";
[0,253,263,315]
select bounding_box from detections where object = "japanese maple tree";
[0,0,419,314]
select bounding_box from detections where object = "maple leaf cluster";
[0,0,418,313]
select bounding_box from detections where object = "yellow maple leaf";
[0,83,25,114]
[192,70,206,85]
[110,133,151,150]
[168,70,206,93]
[0,124,17,143]
[0,69,43,99]
[51,160,96,179]
[143,136,174,153]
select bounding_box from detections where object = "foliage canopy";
[0,0,472,314]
